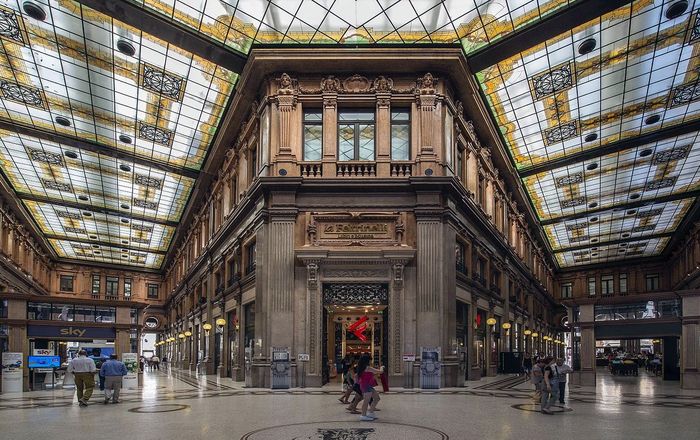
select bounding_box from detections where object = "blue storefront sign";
[27,325,116,339]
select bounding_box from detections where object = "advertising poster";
[122,353,138,389]
[1,352,24,393]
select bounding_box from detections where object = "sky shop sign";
[27,325,116,339]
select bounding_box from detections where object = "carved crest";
[343,74,371,93]
[372,75,394,93]
[320,75,341,93]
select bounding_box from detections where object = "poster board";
[122,353,138,389]
[1,352,24,393]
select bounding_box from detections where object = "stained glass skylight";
[477,0,700,267]
[0,0,237,268]
[135,0,571,54]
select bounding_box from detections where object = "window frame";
[561,282,573,299]
[302,110,323,161]
[105,276,119,297]
[390,109,410,161]
[646,274,660,291]
[147,283,159,299]
[337,110,376,161]
[588,277,596,296]
[619,273,628,294]
[59,275,74,292]
[91,274,101,296]
[124,278,132,298]
[601,275,614,295]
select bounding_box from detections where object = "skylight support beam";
[519,119,700,177]
[76,0,247,74]
[467,0,632,73]
[0,120,199,179]
[540,190,700,226]
[552,232,674,254]
[16,193,179,228]
[43,234,166,255]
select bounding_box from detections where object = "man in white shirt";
[66,350,97,407]
[553,358,573,405]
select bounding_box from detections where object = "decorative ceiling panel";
[49,238,164,268]
[523,131,700,221]
[0,0,237,171]
[24,200,174,252]
[135,0,571,54]
[555,236,669,267]
[479,0,700,170]
[0,130,194,222]
[543,198,692,251]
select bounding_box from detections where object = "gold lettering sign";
[320,222,392,241]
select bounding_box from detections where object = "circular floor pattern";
[241,421,449,440]
[511,403,573,414]
[128,404,190,413]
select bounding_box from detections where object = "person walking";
[100,354,128,404]
[151,354,160,371]
[541,357,559,414]
[522,352,533,380]
[339,356,355,404]
[531,357,545,402]
[554,358,573,404]
[66,350,97,407]
[356,354,383,421]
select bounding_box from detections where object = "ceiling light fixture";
[577,38,597,55]
[120,218,129,224]
[82,211,92,217]
[121,204,130,210]
[622,232,631,238]
[630,193,641,200]
[588,202,598,208]
[639,148,653,157]
[54,116,71,127]
[22,1,46,21]
[666,1,688,20]
[586,162,598,171]
[119,164,131,172]
[89,235,97,239]
[590,217,599,222]
[119,134,133,144]
[64,151,78,159]
[584,133,598,142]
[116,38,136,57]
[78,195,89,201]
[644,114,661,125]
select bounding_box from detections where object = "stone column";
[681,293,700,389]
[375,87,392,177]
[321,75,340,177]
[275,74,299,176]
[572,303,596,386]
[465,149,478,198]
[205,270,216,375]
[304,260,322,386]
[414,73,439,176]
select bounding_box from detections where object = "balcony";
[300,162,322,177]
[390,162,413,177]
[227,274,241,287]
[456,259,468,276]
[336,162,376,177]
[472,273,486,286]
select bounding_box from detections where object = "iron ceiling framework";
[2,0,698,272]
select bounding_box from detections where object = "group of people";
[337,353,385,421]
[522,352,573,414]
[140,354,163,371]
[66,350,128,407]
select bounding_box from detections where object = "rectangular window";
[338,110,375,161]
[147,284,159,299]
[456,145,464,180]
[27,302,51,320]
[455,241,466,275]
[229,174,238,208]
[91,274,101,296]
[59,275,74,292]
[303,110,323,161]
[124,278,132,298]
[619,273,628,294]
[390,110,410,160]
[588,277,596,296]
[561,282,573,299]
[646,274,660,291]
[0,299,7,319]
[74,305,95,322]
[249,146,258,182]
[96,306,116,323]
[52,303,73,321]
[246,242,257,274]
[106,276,119,297]
[601,275,614,295]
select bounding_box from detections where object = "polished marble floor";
[1,367,699,440]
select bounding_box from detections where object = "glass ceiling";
[0,0,237,268]
[136,0,571,54]
[478,0,700,267]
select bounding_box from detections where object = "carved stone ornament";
[306,262,319,289]
[306,219,318,245]
[376,96,391,108]
[372,75,394,93]
[392,263,404,289]
[323,269,387,278]
[343,74,371,93]
[309,212,404,247]
[455,100,464,117]
[320,75,341,93]
[417,72,437,95]
[277,73,297,94]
